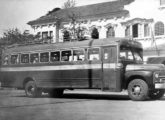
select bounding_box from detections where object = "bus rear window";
[21,54,29,64]
[88,48,100,61]
[40,52,49,63]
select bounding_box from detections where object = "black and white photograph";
[1,0,165,120]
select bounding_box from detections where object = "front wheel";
[128,79,149,101]
[149,89,165,100]
[25,81,42,98]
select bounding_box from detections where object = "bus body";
[1,38,165,101]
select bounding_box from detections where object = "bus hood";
[126,64,165,71]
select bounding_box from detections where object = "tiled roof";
[28,0,134,25]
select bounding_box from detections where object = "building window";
[155,22,164,36]
[125,26,130,37]
[144,24,150,37]
[49,31,53,39]
[132,24,139,38]
[91,27,99,39]
[42,32,48,39]
[107,27,115,38]
[37,32,41,38]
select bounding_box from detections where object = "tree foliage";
[0,28,40,46]
[62,0,76,9]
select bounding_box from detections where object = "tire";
[49,89,64,98]
[128,79,149,101]
[25,81,42,98]
[149,89,165,100]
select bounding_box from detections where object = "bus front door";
[102,46,122,92]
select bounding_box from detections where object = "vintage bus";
[0,38,165,101]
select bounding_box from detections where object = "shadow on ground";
[61,93,130,100]
[3,89,165,101]
[12,92,130,101]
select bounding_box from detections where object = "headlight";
[154,73,159,79]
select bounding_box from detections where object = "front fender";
[125,71,154,88]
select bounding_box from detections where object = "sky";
[0,0,113,37]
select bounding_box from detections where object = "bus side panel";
[34,62,102,89]
[0,71,23,88]
[36,70,89,88]
[35,68,101,89]
[103,67,122,92]
[0,64,102,89]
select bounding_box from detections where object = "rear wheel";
[128,79,149,101]
[149,89,165,100]
[25,81,42,98]
[49,89,64,98]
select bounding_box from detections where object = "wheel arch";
[126,75,147,89]
[23,77,36,89]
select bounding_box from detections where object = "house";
[28,0,165,62]
[27,0,133,42]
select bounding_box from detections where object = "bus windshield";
[133,50,143,62]
[120,47,143,62]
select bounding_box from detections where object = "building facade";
[28,0,165,61]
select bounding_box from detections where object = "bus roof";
[3,38,142,54]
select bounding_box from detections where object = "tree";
[63,29,70,42]
[62,0,76,9]
[0,28,40,46]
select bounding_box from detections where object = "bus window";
[73,49,85,61]
[120,50,133,60]
[51,51,60,62]
[21,54,29,64]
[11,55,19,64]
[103,46,117,63]
[103,48,110,60]
[3,55,9,65]
[40,52,49,63]
[88,48,100,61]
[30,53,39,64]
[61,50,72,61]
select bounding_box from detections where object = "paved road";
[0,89,165,120]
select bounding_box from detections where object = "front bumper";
[155,83,165,89]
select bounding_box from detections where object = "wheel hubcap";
[28,86,35,95]
[132,86,141,95]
